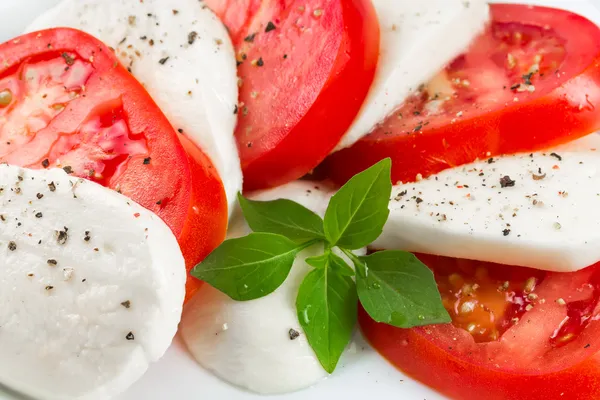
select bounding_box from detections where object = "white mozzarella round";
[26,0,242,215]
[335,0,489,151]
[181,182,339,394]
[374,134,600,272]
[0,165,185,400]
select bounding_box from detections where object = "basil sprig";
[192,159,450,373]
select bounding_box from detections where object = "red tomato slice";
[205,0,380,190]
[360,255,600,400]
[323,4,600,186]
[0,29,228,300]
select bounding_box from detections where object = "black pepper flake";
[510,83,520,91]
[36,193,43,199]
[585,343,591,349]
[487,158,495,164]
[413,124,423,132]
[289,328,300,340]
[244,33,256,42]
[499,175,516,188]
[522,72,534,85]
[143,157,151,165]
[121,300,131,309]
[47,259,57,266]
[178,128,184,133]
[61,52,75,66]
[283,54,288,59]
[56,228,68,245]
[503,229,511,236]
[45,285,54,291]
[35,212,43,218]
[172,9,179,14]
[233,104,238,114]
[8,241,16,251]
[63,166,73,174]
[126,332,135,341]
[48,182,56,192]
[256,57,264,67]
[550,152,562,161]
[84,231,91,242]
[140,35,147,40]
[159,57,169,65]
[188,31,198,45]
[265,21,276,32]
[41,159,50,168]
[415,197,424,204]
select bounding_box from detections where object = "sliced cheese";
[373,134,600,272]
[0,165,185,400]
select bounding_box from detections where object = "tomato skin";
[206,0,380,190]
[178,134,228,301]
[360,308,600,400]
[0,29,227,298]
[322,4,600,186]
[359,260,600,400]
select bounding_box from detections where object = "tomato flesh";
[0,29,228,299]
[205,0,380,190]
[360,255,600,400]
[322,4,600,186]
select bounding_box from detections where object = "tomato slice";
[322,4,600,186]
[360,255,600,400]
[204,0,380,190]
[0,29,228,299]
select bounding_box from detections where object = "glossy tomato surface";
[205,0,380,190]
[360,255,600,400]
[0,29,228,299]
[323,4,600,185]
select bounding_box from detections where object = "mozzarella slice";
[0,165,185,400]
[26,0,242,215]
[181,181,346,394]
[373,134,600,272]
[335,0,489,151]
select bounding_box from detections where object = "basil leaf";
[323,158,392,249]
[356,251,450,328]
[192,233,311,301]
[329,251,355,277]
[297,266,357,373]
[305,251,330,269]
[238,194,325,242]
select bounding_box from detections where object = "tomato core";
[420,254,600,348]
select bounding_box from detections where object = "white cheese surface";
[335,0,489,151]
[0,165,185,400]
[181,181,340,394]
[26,0,242,215]
[374,134,600,272]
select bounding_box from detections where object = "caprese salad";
[2,0,600,399]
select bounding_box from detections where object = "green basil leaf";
[323,158,392,249]
[296,265,357,373]
[192,233,310,301]
[356,251,450,328]
[305,251,330,269]
[328,251,355,277]
[238,194,325,242]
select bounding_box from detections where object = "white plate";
[0,0,599,399]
